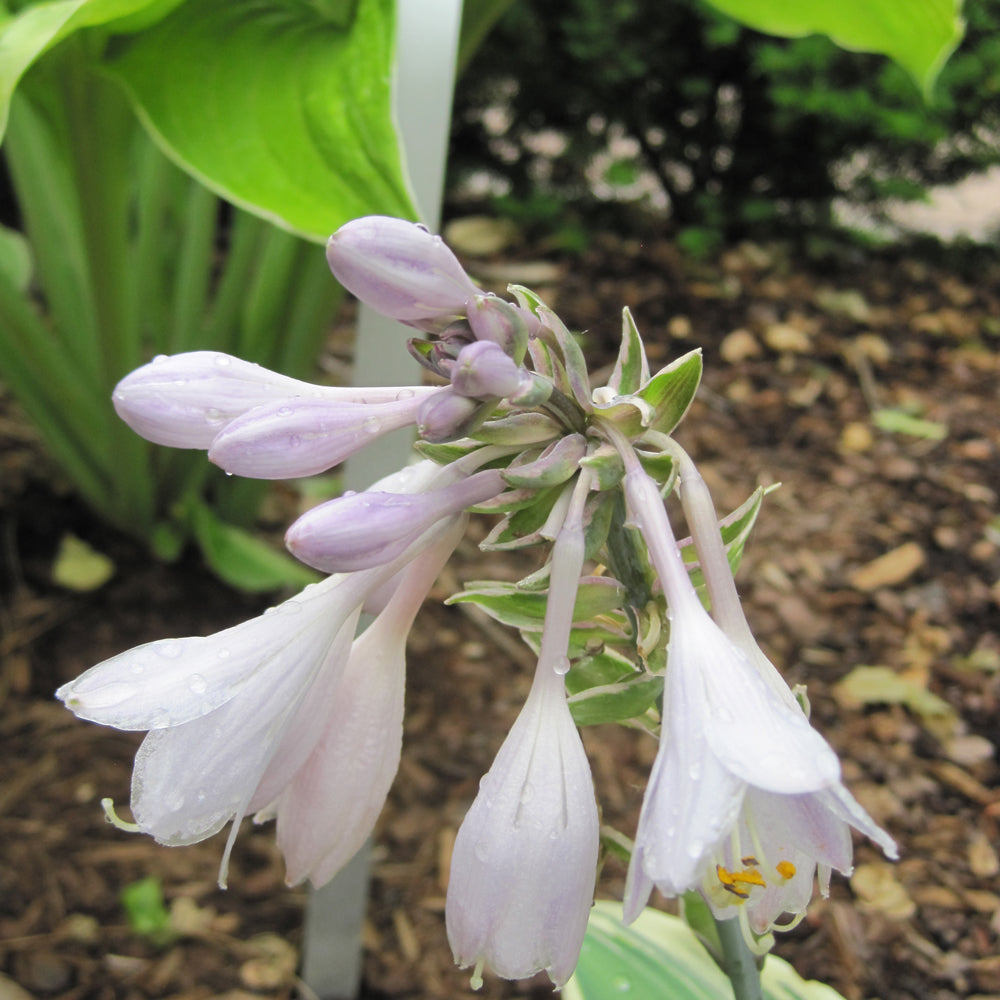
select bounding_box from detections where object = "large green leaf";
[103,0,416,241]
[0,0,166,138]
[700,0,965,97]
[565,902,848,1000]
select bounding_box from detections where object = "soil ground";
[1,229,999,1000]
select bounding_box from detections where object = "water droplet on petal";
[158,641,182,659]
[363,416,382,434]
[473,839,490,862]
[214,355,231,367]
[188,674,207,694]
[614,977,632,992]
[687,839,704,859]
[553,656,571,676]
[396,388,415,400]
[217,648,231,660]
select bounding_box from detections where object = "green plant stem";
[715,916,764,1000]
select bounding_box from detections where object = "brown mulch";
[1,231,999,1000]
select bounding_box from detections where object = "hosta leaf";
[565,901,851,1000]
[0,0,165,139]
[103,0,414,241]
[637,349,703,436]
[564,648,638,695]
[447,577,627,631]
[699,0,963,98]
[568,673,663,726]
[608,307,650,395]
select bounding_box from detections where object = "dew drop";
[130,664,146,676]
[614,977,632,993]
[687,839,704,859]
[217,648,231,660]
[278,406,293,417]
[158,641,182,659]
[363,416,382,435]
[205,407,224,424]
[553,655,571,676]
[188,674,208,695]
[395,388,415,400]
[473,839,490,862]
[214,355,231,367]
[520,783,534,804]
[152,354,168,364]
[688,762,702,781]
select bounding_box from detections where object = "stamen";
[101,798,141,833]
[470,957,485,991]
[722,882,750,899]
[741,855,759,866]
[731,868,766,889]
[776,860,797,881]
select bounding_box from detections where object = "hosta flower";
[450,340,528,400]
[326,216,482,331]
[112,351,431,451]
[265,518,465,886]
[57,508,466,887]
[620,462,897,937]
[207,389,441,479]
[447,471,598,988]
[446,666,598,987]
[286,467,504,572]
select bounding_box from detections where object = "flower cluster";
[58,215,896,988]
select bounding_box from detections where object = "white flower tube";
[269,517,466,886]
[56,471,469,887]
[619,459,897,938]
[447,471,598,988]
[112,351,431,450]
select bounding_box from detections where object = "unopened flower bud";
[451,341,525,400]
[285,469,504,573]
[326,216,482,330]
[417,389,487,442]
[467,294,533,362]
[207,390,440,479]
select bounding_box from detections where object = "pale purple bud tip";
[417,389,486,442]
[285,469,503,573]
[326,216,482,329]
[466,294,533,361]
[450,341,525,400]
[111,352,316,449]
[207,391,435,479]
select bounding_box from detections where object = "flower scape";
[57,215,897,988]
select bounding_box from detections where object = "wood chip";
[849,542,926,591]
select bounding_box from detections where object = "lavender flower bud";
[206,391,439,479]
[466,294,532,362]
[417,389,487,442]
[326,216,482,329]
[285,469,504,573]
[450,341,526,400]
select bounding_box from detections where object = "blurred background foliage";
[448,0,999,246]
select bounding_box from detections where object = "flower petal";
[446,669,599,987]
[56,576,353,731]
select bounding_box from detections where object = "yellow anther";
[731,868,767,889]
[776,860,797,881]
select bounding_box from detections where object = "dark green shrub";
[449,0,999,237]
